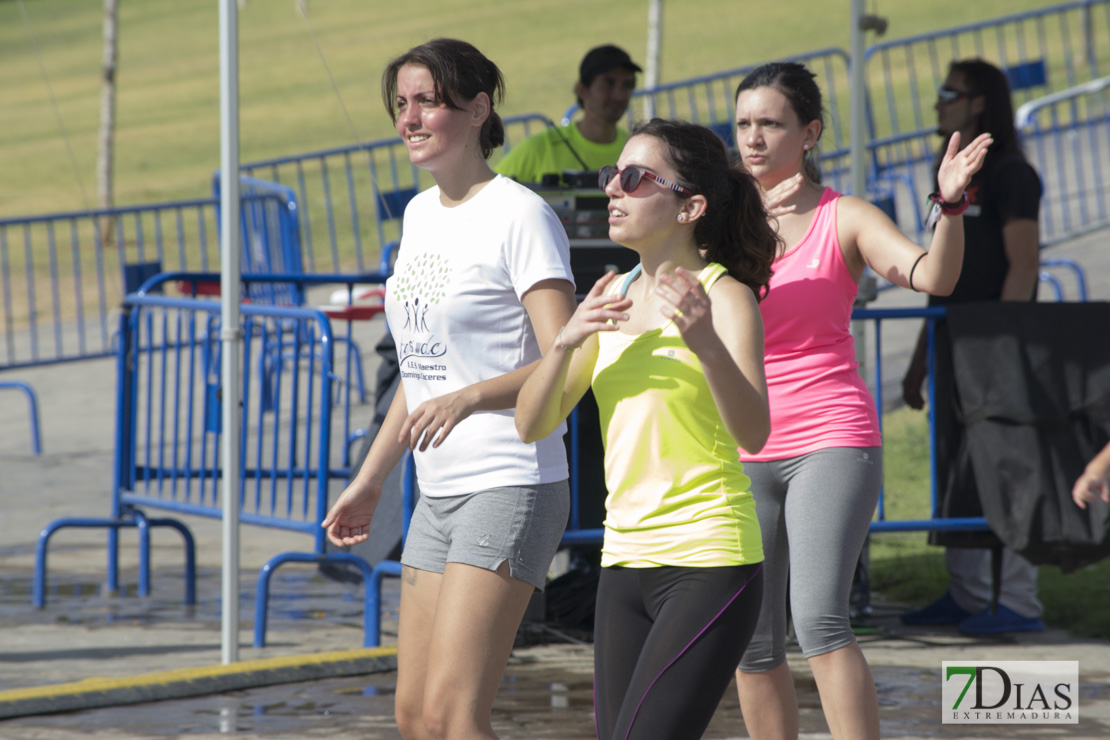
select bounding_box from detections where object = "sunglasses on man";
[936,86,973,104]
[598,165,693,195]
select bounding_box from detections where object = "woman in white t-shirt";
[322,38,576,739]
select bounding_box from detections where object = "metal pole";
[218,0,242,665]
[849,0,874,615]
[644,0,662,120]
[850,0,867,200]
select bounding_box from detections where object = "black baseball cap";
[579,45,642,85]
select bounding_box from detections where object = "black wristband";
[909,253,927,292]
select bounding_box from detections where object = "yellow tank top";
[592,262,763,568]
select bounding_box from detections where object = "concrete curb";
[0,646,398,719]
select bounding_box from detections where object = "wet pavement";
[3,613,1110,738]
[2,230,1110,737]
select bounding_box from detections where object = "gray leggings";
[738,447,882,672]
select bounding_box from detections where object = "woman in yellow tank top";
[516,119,778,740]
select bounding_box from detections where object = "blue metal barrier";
[238,113,555,274]
[1041,257,1090,301]
[212,176,307,306]
[1017,76,1110,243]
[137,270,392,467]
[31,294,384,647]
[0,193,296,372]
[0,379,42,455]
[852,306,984,534]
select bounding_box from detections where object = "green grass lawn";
[874,407,1110,639]
[1,0,1060,220]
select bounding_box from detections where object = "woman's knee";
[419,678,485,739]
[736,608,785,673]
[393,686,464,739]
[394,691,427,739]
[792,609,855,659]
[738,645,787,674]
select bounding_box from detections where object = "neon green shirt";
[495,123,629,183]
[592,263,764,568]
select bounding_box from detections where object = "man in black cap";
[496,44,642,184]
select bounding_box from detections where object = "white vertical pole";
[218,0,242,665]
[850,0,867,200]
[644,0,662,120]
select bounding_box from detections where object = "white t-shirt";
[385,175,574,497]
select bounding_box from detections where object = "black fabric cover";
[321,330,411,581]
[939,301,1110,572]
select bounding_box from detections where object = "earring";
[803,144,810,150]
[677,214,686,222]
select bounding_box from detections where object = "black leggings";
[593,563,763,740]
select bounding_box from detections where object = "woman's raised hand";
[936,131,993,202]
[556,271,632,351]
[656,265,715,353]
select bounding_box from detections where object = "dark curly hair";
[633,118,780,300]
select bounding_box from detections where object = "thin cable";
[297,5,401,223]
[18,0,92,210]
[298,5,364,146]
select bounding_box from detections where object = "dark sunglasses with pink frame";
[599,165,693,195]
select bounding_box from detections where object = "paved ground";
[1,228,1109,737]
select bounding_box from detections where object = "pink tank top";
[744,187,881,462]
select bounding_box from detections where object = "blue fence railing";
[211,175,307,306]
[1017,77,1110,243]
[0,192,298,372]
[237,113,555,276]
[0,379,42,455]
[31,294,384,646]
[137,269,392,467]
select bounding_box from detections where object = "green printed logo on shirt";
[391,252,449,334]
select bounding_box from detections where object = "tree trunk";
[97,0,118,243]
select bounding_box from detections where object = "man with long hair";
[901,58,1044,635]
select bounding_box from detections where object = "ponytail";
[705,166,778,300]
[633,119,779,300]
[481,111,506,159]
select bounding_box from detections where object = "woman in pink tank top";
[729,61,992,740]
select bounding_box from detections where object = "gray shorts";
[400,480,570,591]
